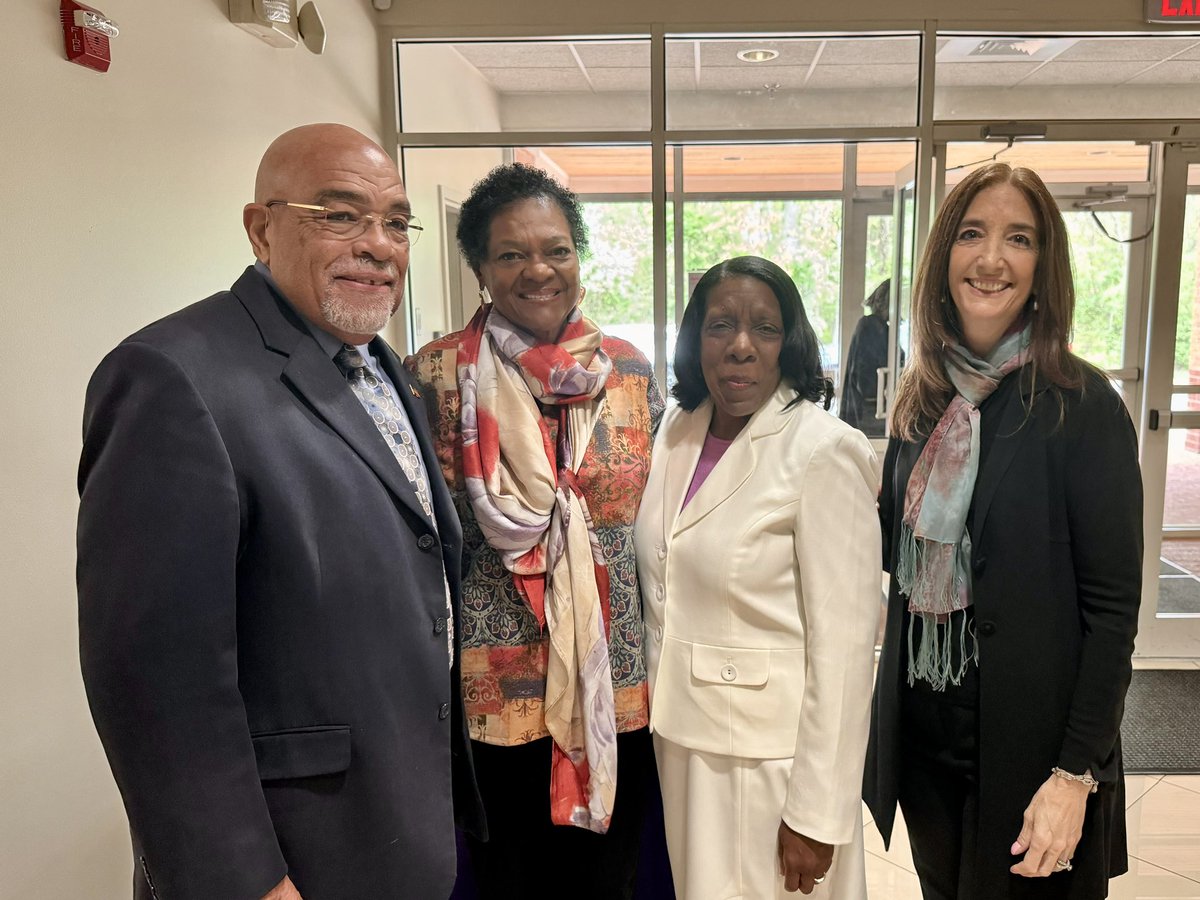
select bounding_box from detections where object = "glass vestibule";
[394,33,1200,657]
[1140,149,1200,657]
[935,141,1153,411]
[399,140,918,429]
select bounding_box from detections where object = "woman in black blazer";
[863,162,1142,899]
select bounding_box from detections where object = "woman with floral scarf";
[864,163,1142,900]
[407,163,663,899]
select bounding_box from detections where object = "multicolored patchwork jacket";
[408,333,664,746]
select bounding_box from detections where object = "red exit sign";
[1147,0,1200,20]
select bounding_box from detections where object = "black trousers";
[898,678,982,900]
[466,728,654,900]
[898,676,1085,900]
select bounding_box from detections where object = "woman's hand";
[777,820,834,894]
[261,875,303,899]
[1009,774,1091,877]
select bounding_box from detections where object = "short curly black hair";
[672,256,833,412]
[456,163,590,272]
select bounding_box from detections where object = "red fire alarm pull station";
[60,0,120,73]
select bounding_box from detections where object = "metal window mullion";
[651,24,669,390]
[673,145,686,331]
[914,19,938,260]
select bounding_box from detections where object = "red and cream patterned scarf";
[458,302,618,833]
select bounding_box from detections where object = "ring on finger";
[1054,859,1072,873]
[813,875,827,884]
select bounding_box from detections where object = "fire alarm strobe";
[61,0,120,73]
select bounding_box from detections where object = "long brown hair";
[891,163,1086,440]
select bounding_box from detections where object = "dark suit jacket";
[864,365,1142,899]
[78,266,485,900]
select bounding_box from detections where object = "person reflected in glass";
[839,278,894,437]
[406,163,663,900]
[635,256,881,898]
[863,163,1143,899]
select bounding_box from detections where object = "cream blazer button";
[720,663,738,682]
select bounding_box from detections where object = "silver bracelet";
[1051,767,1099,793]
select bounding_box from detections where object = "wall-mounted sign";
[1146,0,1200,22]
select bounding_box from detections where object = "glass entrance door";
[1138,144,1200,658]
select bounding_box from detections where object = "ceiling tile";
[572,41,650,68]
[455,42,575,68]
[587,69,651,92]
[665,67,698,91]
[935,61,1041,88]
[817,37,922,65]
[1021,60,1155,86]
[696,39,821,68]
[806,64,918,89]
[665,41,698,67]
[697,65,814,91]
[1055,37,1200,62]
[1125,59,1200,84]
[477,67,591,93]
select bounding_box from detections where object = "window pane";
[934,35,1200,121]
[1064,210,1130,371]
[400,146,656,365]
[397,39,650,133]
[681,198,843,376]
[1174,188,1200,377]
[666,35,920,130]
[579,201,655,364]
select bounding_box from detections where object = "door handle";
[1148,409,1200,430]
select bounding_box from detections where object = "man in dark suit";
[78,123,484,900]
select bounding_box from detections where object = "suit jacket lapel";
[658,401,710,548]
[968,368,1047,544]
[231,267,433,529]
[374,338,460,548]
[671,384,793,537]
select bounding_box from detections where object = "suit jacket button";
[720,664,738,682]
[979,620,997,636]
[438,702,450,720]
[972,555,987,576]
[434,617,446,635]
[418,534,436,551]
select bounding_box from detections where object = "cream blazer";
[635,384,881,845]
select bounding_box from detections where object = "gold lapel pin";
[409,385,421,399]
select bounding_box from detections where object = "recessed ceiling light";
[737,48,779,63]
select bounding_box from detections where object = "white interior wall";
[0,2,385,897]
[404,147,506,346]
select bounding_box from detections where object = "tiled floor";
[862,661,1200,898]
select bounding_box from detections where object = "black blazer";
[78,267,485,900]
[863,365,1142,899]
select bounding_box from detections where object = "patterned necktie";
[334,344,434,519]
[334,344,454,665]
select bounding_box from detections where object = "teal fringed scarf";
[896,327,1031,689]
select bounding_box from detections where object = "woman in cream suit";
[635,256,882,899]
